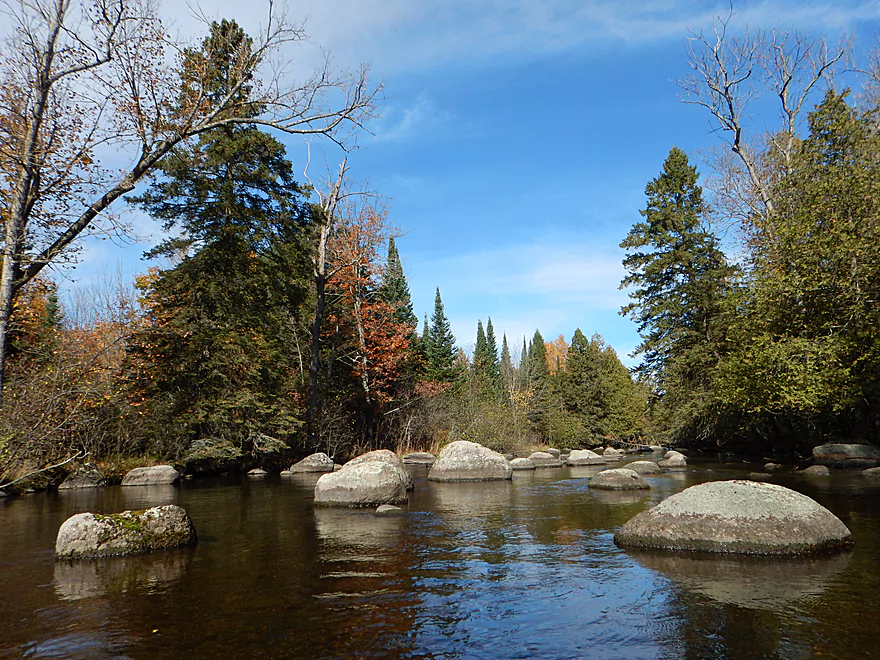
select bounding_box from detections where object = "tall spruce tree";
[379,238,417,327]
[126,20,311,449]
[620,146,734,437]
[526,330,550,436]
[499,333,514,394]
[425,288,458,382]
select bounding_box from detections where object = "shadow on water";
[2,461,880,658]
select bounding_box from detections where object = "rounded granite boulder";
[314,461,408,507]
[58,464,106,490]
[813,443,880,469]
[801,465,831,476]
[626,460,663,475]
[590,468,650,490]
[527,451,564,468]
[566,449,606,466]
[56,505,197,559]
[614,480,852,555]
[427,441,512,482]
[658,454,687,470]
[289,452,335,473]
[510,457,536,471]
[344,449,414,491]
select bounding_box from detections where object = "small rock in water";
[658,454,687,470]
[764,462,784,471]
[121,465,180,487]
[566,449,605,466]
[289,453,335,473]
[590,468,650,490]
[862,467,880,478]
[801,465,831,476]
[626,461,662,475]
[748,472,771,481]
[247,468,267,477]
[376,504,403,515]
[510,458,536,471]
[279,470,293,476]
[527,451,563,468]
[402,452,436,466]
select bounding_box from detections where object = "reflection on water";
[54,550,193,601]
[1,462,879,659]
[631,550,852,611]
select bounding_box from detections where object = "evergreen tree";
[425,288,458,382]
[485,318,500,385]
[499,333,514,394]
[560,328,603,435]
[620,146,735,438]
[525,329,550,436]
[126,21,311,449]
[379,238,417,327]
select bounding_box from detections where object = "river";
[1,456,878,659]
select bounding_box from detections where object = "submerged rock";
[427,441,512,482]
[527,451,563,468]
[813,444,880,469]
[121,465,179,487]
[764,462,784,471]
[345,449,413,491]
[590,468,650,490]
[801,465,831,476]
[510,457,536,471]
[247,468,268,478]
[289,453,334,473]
[375,504,404,515]
[748,472,772,481]
[58,464,106,490]
[55,505,197,559]
[402,452,436,466]
[566,449,606,466]
[314,462,408,508]
[614,480,852,555]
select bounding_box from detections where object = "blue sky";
[63,0,880,364]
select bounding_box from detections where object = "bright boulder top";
[428,440,512,482]
[614,480,852,556]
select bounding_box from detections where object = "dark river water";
[2,456,880,659]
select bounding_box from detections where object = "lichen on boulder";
[314,461,408,508]
[614,480,852,555]
[290,452,335,473]
[590,468,650,490]
[344,449,413,490]
[55,505,197,559]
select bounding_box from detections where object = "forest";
[2,4,879,489]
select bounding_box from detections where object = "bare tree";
[0,0,379,399]
[679,9,846,231]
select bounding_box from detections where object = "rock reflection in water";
[590,489,650,506]
[314,507,403,554]
[54,549,193,601]
[631,550,851,611]
[121,484,178,509]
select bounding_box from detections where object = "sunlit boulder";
[527,451,563,468]
[566,449,605,466]
[121,465,179,486]
[625,460,663,475]
[590,468,650,490]
[344,449,413,491]
[427,441,512,482]
[510,457,536,471]
[289,452,334,473]
[314,461,408,507]
[615,480,852,555]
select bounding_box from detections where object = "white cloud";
[373,93,454,142]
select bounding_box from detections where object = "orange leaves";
[545,334,569,375]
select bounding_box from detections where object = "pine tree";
[425,288,458,382]
[499,333,514,394]
[526,329,550,436]
[379,238,417,327]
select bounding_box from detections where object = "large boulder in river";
[427,441,512,482]
[590,468,650,490]
[314,462,408,507]
[344,450,413,491]
[527,451,563,468]
[121,465,179,487]
[800,465,830,476]
[812,444,880,469]
[289,452,334,473]
[55,505,197,559]
[614,480,852,555]
[626,460,663,475]
[58,464,106,490]
[566,449,605,466]
[403,452,436,466]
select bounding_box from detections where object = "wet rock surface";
[55,505,197,559]
[615,480,852,555]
